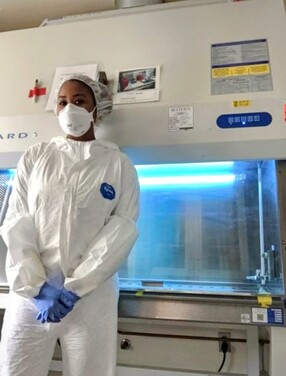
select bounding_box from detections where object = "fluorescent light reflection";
[0,169,16,187]
[0,169,15,174]
[139,174,235,186]
[135,162,235,187]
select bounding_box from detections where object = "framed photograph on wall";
[113,66,160,104]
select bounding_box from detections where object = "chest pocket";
[73,157,121,223]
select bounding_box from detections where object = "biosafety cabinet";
[118,159,286,320]
[1,0,286,375]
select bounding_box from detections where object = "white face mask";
[58,103,96,137]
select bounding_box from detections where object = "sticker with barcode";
[252,308,284,324]
[252,308,267,323]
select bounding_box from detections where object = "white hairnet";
[56,74,113,122]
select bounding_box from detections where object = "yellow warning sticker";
[212,64,270,78]
[257,295,272,308]
[232,100,251,107]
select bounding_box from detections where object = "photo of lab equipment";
[118,68,156,92]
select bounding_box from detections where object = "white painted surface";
[269,326,286,376]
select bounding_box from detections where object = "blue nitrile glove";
[42,287,79,323]
[46,292,75,323]
[59,287,80,307]
[36,299,73,324]
[33,295,53,323]
[33,283,74,324]
[33,283,61,323]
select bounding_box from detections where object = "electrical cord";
[217,338,229,372]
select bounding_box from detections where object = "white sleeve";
[64,154,140,297]
[0,145,47,298]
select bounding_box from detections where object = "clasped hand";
[33,283,80,324]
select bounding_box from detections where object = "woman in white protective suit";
[0,74,140,376]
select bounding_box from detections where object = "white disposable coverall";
[0,136,139,376]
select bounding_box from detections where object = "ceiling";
[0,0,185,32]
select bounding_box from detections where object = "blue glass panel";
[119,160,283,296]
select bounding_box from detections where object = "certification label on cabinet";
[211,39,273,95]
[168,106,194,131]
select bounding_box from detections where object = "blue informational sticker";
[217,112,272,129]
[252,307,284,325]
[267,308,284,325]
[100,182,116,200]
